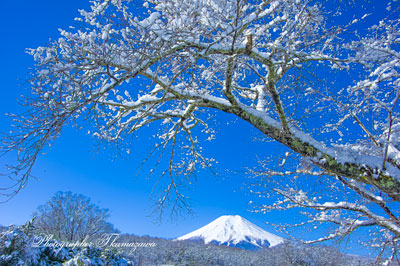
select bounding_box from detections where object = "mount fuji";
[176,215,284,250]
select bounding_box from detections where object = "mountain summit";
[176,215,284,250]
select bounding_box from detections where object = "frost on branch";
[1,0,400,254]
[249,151,399,262]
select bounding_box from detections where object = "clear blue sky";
[0,0,386,257]
[0,0,289,238]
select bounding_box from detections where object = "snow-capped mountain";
[176,215,284,250]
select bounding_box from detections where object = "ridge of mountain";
[176,215,284,249]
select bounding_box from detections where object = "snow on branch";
[1,0,400,258]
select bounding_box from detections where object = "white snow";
[176,215,284,248]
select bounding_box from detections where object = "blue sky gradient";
[0,0,288,237]
[0,0,389,258]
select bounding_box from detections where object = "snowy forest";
[1,0,400,264]
[0,191,375,265]
[0,223,375,266]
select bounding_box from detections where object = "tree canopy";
[1,0,399,261]
[33,191,115,242]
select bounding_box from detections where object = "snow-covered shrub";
[63,247,134,266]
[36,247,72,266]
[0,220,38,265]
[0,221,134,266]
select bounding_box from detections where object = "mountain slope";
[176,215,284,249]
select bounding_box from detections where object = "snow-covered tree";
[0,220,134,265]
[33,191,116,242]
[1,0,399,261]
